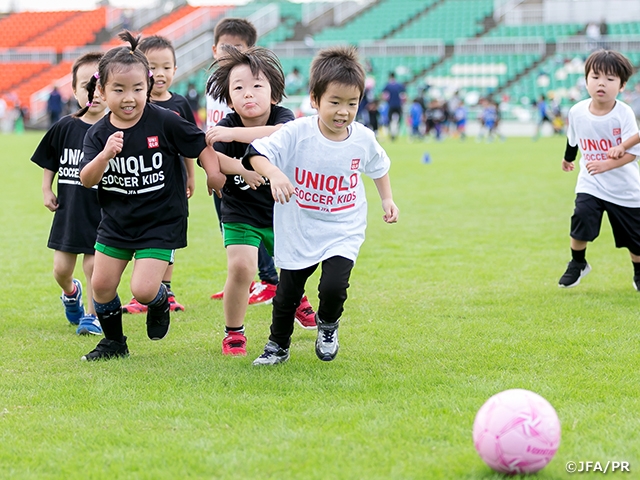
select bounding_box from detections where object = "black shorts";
[570,193,640,255]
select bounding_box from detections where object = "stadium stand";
[0,11,77,48]
[23,8,106,52]
[485,23,584,42]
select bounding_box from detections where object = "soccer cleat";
[558,260,591,288]
[315,317,339,361]
[210,289,224,300]
[634,275,640,292]
[222,331,247,356]
[81,336,129,361]
[248,281,277,305]
[76,314,103,336]
[295,296,317,329]
[122,297,147,314]
[61,278,84,325]
[146,301,170,341]
[252,340,290,366]
[167,292,185,312]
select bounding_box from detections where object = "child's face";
[311,82,360,141]
[98,64,149,129]
[146,48,176,99]
[213,34,249,60]
[228,64,273,126]
[586,68,624,105]
[73,62,106,116]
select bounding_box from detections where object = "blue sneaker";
[61,279,84,325]
[76,314,102,336]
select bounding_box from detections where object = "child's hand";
[608,144,625,159]
[561,159,574,172]
[382,199,399,223]
[205,126,235,146]
[186,176,195,199]
[206,176,223,198]
[105,131,124,158]
[241,169,265,190]
[269,171,294,203]
[586,160,613,175]
[43,190,58,212]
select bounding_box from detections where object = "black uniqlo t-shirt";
[81,103,207,249]
[31,115,101,254]
[153,92,196,125]
[214,105,294,228]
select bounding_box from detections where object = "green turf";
[1,132,638,479]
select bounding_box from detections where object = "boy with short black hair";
[559,49,640,290]
[245,46,399,365]
[119,34,197,314]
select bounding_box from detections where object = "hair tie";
[93,72,99,79]
[130,50,134,55]
[86,102,92,107]
[148,70,153,77]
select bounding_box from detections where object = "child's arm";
[608,133,640,159]
[206,125,284,146]
[249,154,294,204]
[217,151,264,189]
[373,173,399,223]
[199,146,226,195]
[80,131,123,187]
[42,168,58,212]
[586,152,638,175]
[184,158,195,198]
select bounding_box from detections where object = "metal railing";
[454,37,546,55]
[557,35,640,54]
[0,48,56,63]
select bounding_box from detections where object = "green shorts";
[222,223,274,255]
[95,242,175,263]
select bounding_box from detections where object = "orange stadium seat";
[0,11,76,48]
[23,8,106,52]
[0,62,51,92]
[14,61,74,107]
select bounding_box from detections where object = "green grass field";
[1,132,638,479]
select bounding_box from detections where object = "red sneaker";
[211,281,257,300]
[168,294,185,312]
[222,331,247,356]
[248,281,277,305]
[122,297,147,314]
[295,295,317,329]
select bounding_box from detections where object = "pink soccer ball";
[473,389,561,474]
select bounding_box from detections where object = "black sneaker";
[252,341,290,366]
[558,260,591,288]
[634,275,640,292]
[81,337,129,361]
[315,317,339,361]
[146,301,170,340]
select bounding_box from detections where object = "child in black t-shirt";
[204,46,315,356]
[77,31,225,361]
[119,34,196,315]
[31,52,106,336]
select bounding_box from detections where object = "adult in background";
[382,72,406,141]
[47,85,63,127]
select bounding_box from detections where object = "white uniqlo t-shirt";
[206,92,232,129]
[568,99,640,207]
[250,116,391,270]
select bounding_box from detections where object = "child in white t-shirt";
[245,46,399,365]
[559,49,640,290]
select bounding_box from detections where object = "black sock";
[146,284,169,312]
[633,262,640,277]
[94,296,124,342]
[225,325,245,335]
[571,248,586,263]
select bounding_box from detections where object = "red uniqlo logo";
[147,136,159,148]
[350,158,360,170]
[613,128,621,136]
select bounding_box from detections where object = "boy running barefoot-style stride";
[559,49,640,290]
[78,31,224,361]
[245,46,399,365]
[31,52,106,336]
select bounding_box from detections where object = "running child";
[205,45,315,356]
[245,46,399,365]
[205,18,280,305]
[31,52,106,336]
[120,34,197,315]
[558,49,640,290]
[78,31,225,361]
